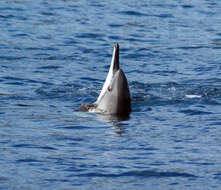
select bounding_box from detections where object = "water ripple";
[119,10,148,17]
[78,170,196,178]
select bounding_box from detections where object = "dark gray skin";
[79,43,131,116]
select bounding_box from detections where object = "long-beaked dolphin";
[79,43,131,115]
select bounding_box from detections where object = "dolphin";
[79,43,131,115]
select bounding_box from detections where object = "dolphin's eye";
[108,86,112,91]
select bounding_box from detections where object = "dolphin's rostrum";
[79,43,131,115]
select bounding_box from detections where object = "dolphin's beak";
[96,43,120,104]
[112,43,120,73]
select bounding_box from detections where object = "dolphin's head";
[95,43,131,115]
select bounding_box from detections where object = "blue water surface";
[1,0,221,189]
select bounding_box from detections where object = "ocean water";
[1,0,221,189]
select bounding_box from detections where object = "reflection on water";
[96,113,130,122]
[96,114,130,136]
